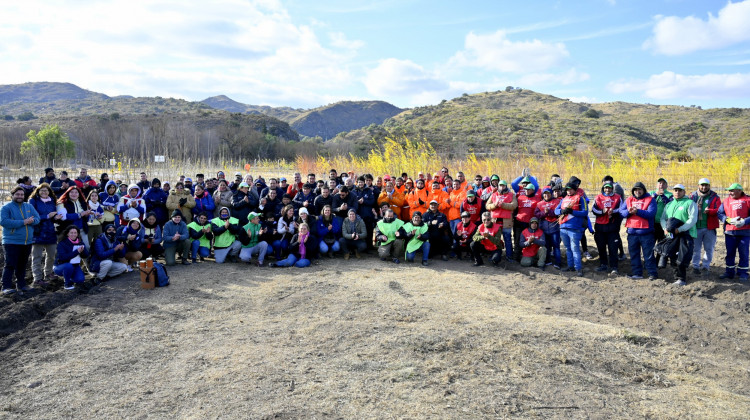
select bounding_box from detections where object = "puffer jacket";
[28,196,58,244]
[1,201,40,245]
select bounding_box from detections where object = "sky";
[2,0,750,109]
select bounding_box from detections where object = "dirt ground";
[1,238,750,419]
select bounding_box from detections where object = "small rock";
[28,381,42,389]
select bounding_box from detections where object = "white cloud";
[566,96,602,104]
[516,68,590,86]
[364,58,448,97]
[450,30,570,73]
[0,0,363,107]
[644,0,750,55]
[607,71,750,99]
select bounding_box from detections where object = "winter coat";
[231,189,257,225]
[117,224,144,252]
[213,189,234,218]
[88,233,126,273]
[28,197,58,244]
[166,189,196,224]
[377,189,405,219]
[317,215,343,243]
[332,193,359,219]
[118,185,147,225]
[54,237,89,266]
[99,180,121,224]
[143,184,169,226]
[193,191,216,218]
[0,201,40,245]
[351,187,376,220]
[162,220,189,248]
[342,215,367,240]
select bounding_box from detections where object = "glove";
[735,217,746,228]
[179,198,187,206]
[562,207,573,215]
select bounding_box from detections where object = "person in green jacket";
[187,212,213,263]
[660,184,697,286]
[403,211,431,266]
[240,212,269,267]
[649,177,674,241]
[211,207,242,263]
[374,208,406,264]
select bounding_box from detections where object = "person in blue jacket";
[1,186,41,295]
[143,178,169,226]
[554,177,588,276]
[117,218,144,268]
[54,225,90,290]
[89,224,129,283]
[317,204,343,257]
[192,184,216,220]
[99,180,121,227]
[28,183,63,288]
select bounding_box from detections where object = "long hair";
[30,182,58,202]
[57,186,87,208]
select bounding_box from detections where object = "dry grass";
[2,259,749,419]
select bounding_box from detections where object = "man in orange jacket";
[377,180,405,219]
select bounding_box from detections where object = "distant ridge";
[0,82,109,105]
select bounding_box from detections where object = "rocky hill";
[329,89,750,157]
[0,82,108,105]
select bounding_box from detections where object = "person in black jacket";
[332,186,358,219]
[313,186,333,216]
[422,200,451,261]
[231,182,258,225]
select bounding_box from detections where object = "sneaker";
[545,262,554,266]
[18,285,33,292]
[628,274,644,280]
[63,285,75,290]
[596,265,608,272]
[673,279,686,286]
[441,255,449,261]
[692,268,701,275]
[344,252,350,260]
[256,261,265,267]
[553,265,561,270]
[422,261,429,267]
[32,279,49,289]
[583,251,593,260]
[182,259,192,265]
[575,270,584,277]
[719,273,735,280]
[392,258,401,264]
[473,261,484,267]
[1,288,16,296]
[648,275,658,281]
[610,270,619,276]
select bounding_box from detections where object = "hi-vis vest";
[594,194,621,225]
[521,228,543,257]
[723,195,750,232]
[516,195,539,223]
[478,222,501,251]
[625,195,653,229]
[490,190,514,219]
[559,193,582,224]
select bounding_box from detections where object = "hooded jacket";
[619,182,657,235]
[118,184,146,225]
[89,229,126,273]
[342,213,367,240]
[1,200,40,245]
[143,178,169,225]
[166,188,196,224]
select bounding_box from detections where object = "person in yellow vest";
[470,212,504,267]
[374,208,406,264]
[211,207,242,263]
[519,217,546,269]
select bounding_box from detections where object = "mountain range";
[1,82,749,158]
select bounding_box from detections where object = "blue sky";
[2,0,749,109]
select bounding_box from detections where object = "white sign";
[154,155,166,162]
[109,159,116,166]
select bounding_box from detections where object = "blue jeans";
[54,263,86,287]
[275,254,311,268]
[240,242,268,263]
[692,228,717,269]
[560,228,583,271]
[406,241,431,262]
[319,239,341,254]
[502,227,513,259]
[724,234,750,278]
[544,230,561,266]
[449,219,460,235]
[272,238,290,259]
[190,240,210,260]
[627,234,657,277]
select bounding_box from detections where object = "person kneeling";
[163,210,192,266]
[374,208,406,264]
[240,212,269,267]
[404,211,430,266]
[519,217,546,269]
[89,224,129,283]
[470,212,503,267]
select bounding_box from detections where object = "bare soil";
[1,242,749,419]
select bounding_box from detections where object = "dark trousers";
[451,241,472,259]
[594,229,620,269]
[342,238,367,254]
[725,234,750,278]
[429,232,452,257]
[512,221,529,260]
[2,244,32,290]
[670,233,694,281]
[470,241,501,265]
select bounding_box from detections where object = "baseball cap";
[429,199,438,204]
[673,184,686,190]
[461,211,470,218]
[726,183,743,191]
[238,182,250,188]
[698,178,710,185]
[280,177,287,182]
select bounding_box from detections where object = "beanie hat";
[171,209,183,219]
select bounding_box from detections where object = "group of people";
[2,165,749,295]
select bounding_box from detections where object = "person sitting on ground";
[187,212,213,263]
[519,217,547,269]
[317,204,343,257]
[140,211,164,260]
[269,223,314,268]
[453,211,477,260]
[117,218,144,268]
[342,208,367,260]
[240,212,269,266]
[470,211,504,267]
[163,210,192,266]
[89,223,129,283]
[211,206,242,263]
[54,225,90,291]
[273,204,297,260]
[374,208,406,264]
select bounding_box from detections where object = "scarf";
[299,232,308,259]
[696,189,711,223]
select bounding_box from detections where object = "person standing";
[1,187,40,295]
[718,183,750,282]
[689,178,721,275]
[661,184,698,286]
[620,182,658,280]
[554,178,588,276]
[28,183,63,288]
[592,182,625,275]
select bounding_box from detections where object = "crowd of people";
[2,166,749,295]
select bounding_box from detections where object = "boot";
[658,255,667,269]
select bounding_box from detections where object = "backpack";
[152,262,170,287]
